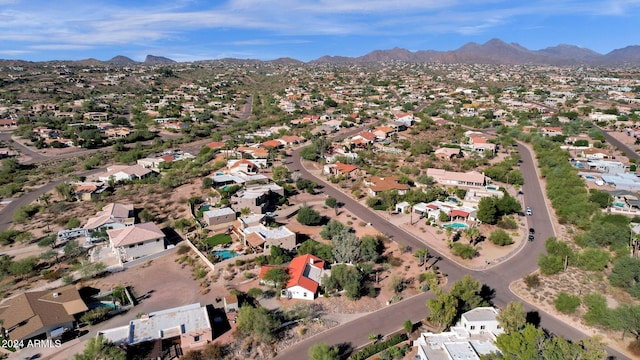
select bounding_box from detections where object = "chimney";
[309,258,314,265]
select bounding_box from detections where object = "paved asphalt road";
[277,140,629,360]
[599,127,640,161]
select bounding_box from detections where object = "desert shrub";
[80,307,110,325]
[554,292,580,314]
[450,243,477,259]
[523,274,540,289]
[489,229,514,246]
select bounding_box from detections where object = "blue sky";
[1,0,639,62]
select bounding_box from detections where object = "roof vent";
[53,292,61,297]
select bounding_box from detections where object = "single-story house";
[366,176,409,196]
[98,164,154,183]
[107,222,166,262]
[233,219,296,251]
[0,285,88,342]
[74,182,109,202]
[426,168,488,188]
[435,147,462,160]
[323,162,359,177]
[98,303,212,354]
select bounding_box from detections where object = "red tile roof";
[335,162,358,174]
[261,139,283,148]
[450,209,469,218]
[206,141,226,150]
[285,254,324,293]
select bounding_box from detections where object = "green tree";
[497,301,527,334]
[64,240,83,257]
[308,342,340,360]
[331,228,360,264]
[320,220,347,240]
[609,256,640,298]
[611,304,640,341]
[495,324,545,360]
[263,267,290,289]
[201,177,213,189]
[38,234,57,249]
[450,274,488,314]
[55,182,75,201]
[272,165,290,182]
[403,320,413,334]
[75,336,126,360]
[427,290,458,331]
[297,205,322,226]
[359,235,383,263]
[588,189,612,208]
[325,196,339,215]
[477,197,498,224]
[236,305,281,343]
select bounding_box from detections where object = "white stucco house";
[260,254,327,300]
[107,222,166,262]
[415,307,504,360]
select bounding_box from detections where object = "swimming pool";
[213,250,238,260]
[88,301,118,310]
[613,201,625,208]
[443,222,468,229]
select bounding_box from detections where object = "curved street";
[276,138,629,360]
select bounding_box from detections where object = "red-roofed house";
[366,176,409,196]
[279,135,306,145]
[323,162,359,177]
[449,209,470,221]
[352,131,377,145]
[259,254,327,300]
[261,139,285,149]
[373,126,395,140]
[206,141,226,150]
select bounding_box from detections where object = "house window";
[304,292,307,297]
[470,326,475,330]
[129,245,135,248]
[480,325,486,330]
[194,335,201,342]
[156,239,160,242]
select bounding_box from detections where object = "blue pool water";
[443,222,468,229]
[213,250,238,259]
[585,175,595,180]
[88,301,118,310]
[199,205,210,211]
[613,202,625,208]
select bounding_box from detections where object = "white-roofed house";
[97,303,212,354]
[107,222,166,262]
[414,306,503,360]
[98,164,153,183]
[203,207,237,227]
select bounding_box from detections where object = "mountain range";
[2,39,640,66]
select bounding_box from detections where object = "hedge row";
[348,333,408,360]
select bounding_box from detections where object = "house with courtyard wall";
[98,303,213,355]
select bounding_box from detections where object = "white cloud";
[0,0,637,55]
